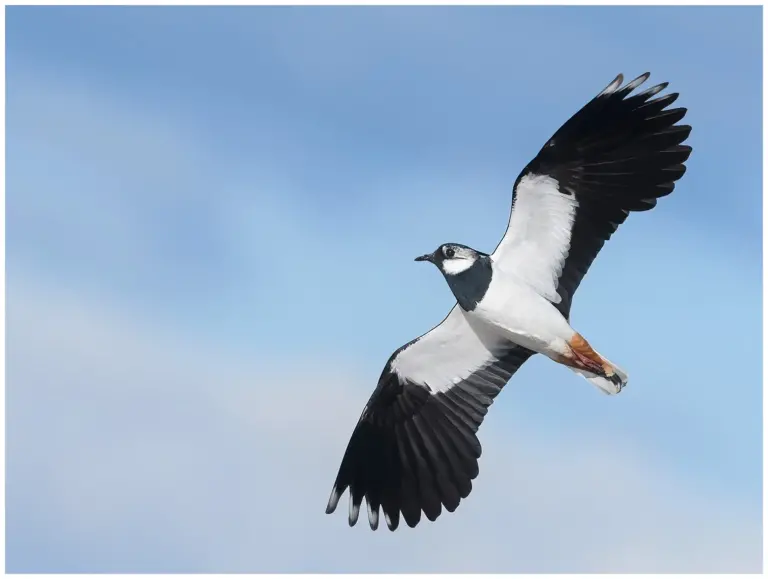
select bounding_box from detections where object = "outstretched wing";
[492,72,693,317]
[325,305,535,530]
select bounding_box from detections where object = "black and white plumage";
[326,73,692,530]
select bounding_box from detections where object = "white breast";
[468,263,574,356]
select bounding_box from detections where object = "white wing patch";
[389,306,506,393]
[492,173,578,302]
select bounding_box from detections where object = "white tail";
[570,356,628,395]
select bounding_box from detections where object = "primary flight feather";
[325,72,692,531]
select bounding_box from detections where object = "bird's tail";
[570,355,628,395]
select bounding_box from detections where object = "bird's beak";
[414,253,434,263]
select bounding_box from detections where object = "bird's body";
[431,248,626,395]
[478,266,627,394]
[326,72,692,531]
[474,261,575,354]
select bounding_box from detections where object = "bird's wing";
[491,72,692,317]
[325,305,535,531]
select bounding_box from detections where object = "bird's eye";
[445,247,455,258]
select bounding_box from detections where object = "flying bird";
[325,72,692,531]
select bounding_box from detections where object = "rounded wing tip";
[384,512,399,531]
[647,81,670,97]
[325,488,341,514]
[599,73,624,96]
[625,72,651,92]
[348,493,361,526]
[367,502,380,530]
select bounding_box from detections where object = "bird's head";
[414,243,486,276]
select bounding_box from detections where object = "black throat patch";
[443,256,493,312]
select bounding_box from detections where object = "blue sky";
[5,5,762,573]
